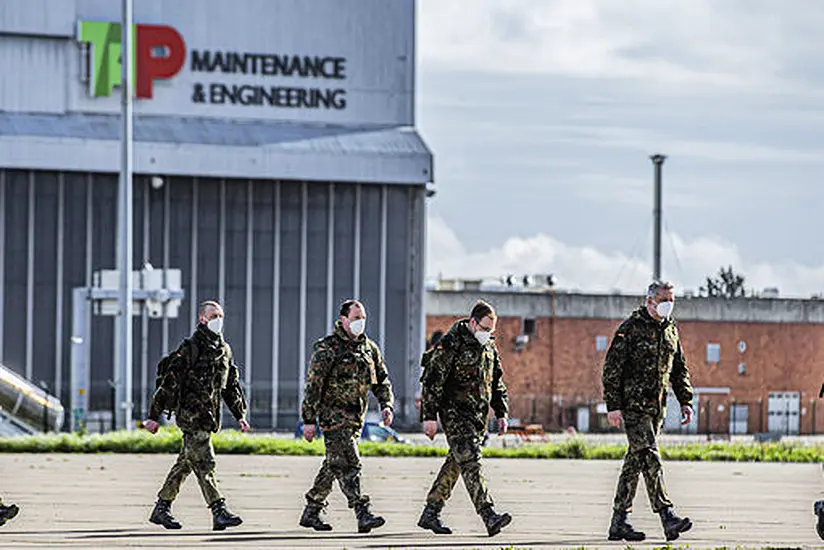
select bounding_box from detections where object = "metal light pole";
[114,0,135,431]
[650,154,666,282]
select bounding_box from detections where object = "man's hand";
[381,407,394,427]
[143,419,159,434]
[607,410,623,429]
[497,417,508,435]
[239,418,250,433]
[681,405,693,426]
[423,420,438,440]
[303,423,316,442]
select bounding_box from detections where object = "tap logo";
[77,21,186,99]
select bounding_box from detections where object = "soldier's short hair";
[469,299,496,322]
[198,300,222,318]
[646,281,674,299]
[339,299,365,318]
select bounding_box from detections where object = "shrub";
[1,430,823,463]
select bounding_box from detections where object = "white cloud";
[572,173,706,208]
[416,0,824,281]
[544,125,824,164]
[426,216,824,298]
[418,0,823,94]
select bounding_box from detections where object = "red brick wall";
[426,315,824,434]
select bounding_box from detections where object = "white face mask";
[474,330,491,346]
[656,301,674,320]
[349,319,366,336]
[206,316,223,334]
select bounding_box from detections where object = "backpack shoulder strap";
[437,331,456,351]
[184,337,197,368]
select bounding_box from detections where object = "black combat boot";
[814,500,824,540]
[210,499,243,531]
[607,510,645,542]
[480,505,512,537]
[300,503,333,531]
[0,503,19,527]
[659,506,692,541]
[354,503,386,533]
[417,502,452,535]
[149,498,182,530]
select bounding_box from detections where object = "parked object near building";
[0,362,63,434]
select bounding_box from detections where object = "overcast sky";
[416,0,824,297]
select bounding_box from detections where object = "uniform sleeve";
[300,341,332,424]
[221,346,248,421]
[490,347,509,419]
[370,343,395,412]
[147,346,186,421]
[670,331,694,407]
[602,324,629,412]
[420,343,452,422]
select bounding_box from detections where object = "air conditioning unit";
[462,279,483,291]
[514,334,529,353]
[436,279,462,291]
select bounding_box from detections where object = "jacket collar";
[334,319,366,343]
[634,306,671,328]
[450,318,491,348]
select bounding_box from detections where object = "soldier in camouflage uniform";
[299,299,394,534]
[144,300,250,532]
[0,499,18,527]
[418,300,512,537]
[602,281,694,543]
[815,384,824,540]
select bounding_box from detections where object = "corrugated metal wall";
[0,0,415,126]
[0,169,424,430]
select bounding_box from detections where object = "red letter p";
[136,25,186,99]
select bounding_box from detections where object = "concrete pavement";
[0,453,821,549]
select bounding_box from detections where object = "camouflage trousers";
[158,430,222,506]
[613,411,673,514]
[305,428,369,509]
[426,432,493,514]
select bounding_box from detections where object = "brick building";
[426,287,824,435]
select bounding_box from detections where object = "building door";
[664,390,699,434]
[729,404,749,434]
[767,392,800,435]
[576,406,590,433]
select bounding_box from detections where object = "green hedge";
[0,429,822,462]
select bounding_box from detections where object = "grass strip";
[0,430,823,462]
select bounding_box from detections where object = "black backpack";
[155,338,199,416]
[419,347,435,374]
[418,334,455,422]
[419,332,454,383]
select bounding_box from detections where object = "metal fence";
[507,393,823,436]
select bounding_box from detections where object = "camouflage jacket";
[300,321,394,432]
[602,307,694,415]
[148,324,247,433]
[420,319,509,437]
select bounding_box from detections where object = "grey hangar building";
[0,0,432,431]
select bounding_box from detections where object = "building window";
[706,343,721,364]
[595,335,608,352]
[522,317,536,336]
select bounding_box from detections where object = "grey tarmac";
[0,453,821,549]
